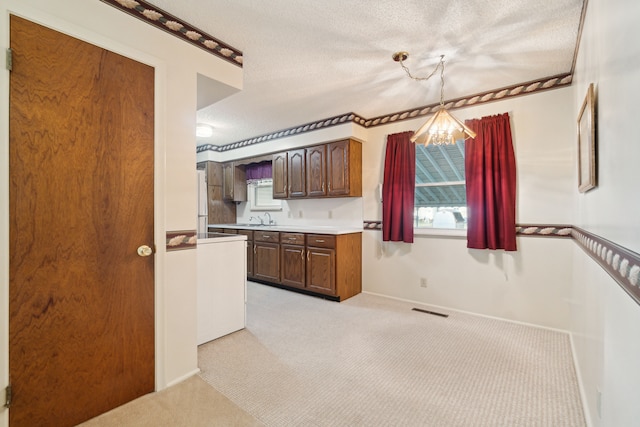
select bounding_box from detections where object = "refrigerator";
[197,170,208,234]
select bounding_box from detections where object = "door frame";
[0,5,168,425]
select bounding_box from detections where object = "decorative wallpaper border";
[363,221,640,306]
[166,230,197,251]
[99,0,243,67]
[572,227,640,306]
[198,112,367,153]
[198,73,572,153]
[362,222,573,236]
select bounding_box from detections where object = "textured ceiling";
[148,0,584,147]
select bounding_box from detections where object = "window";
[248,180,282,211]
[414,140,467,229]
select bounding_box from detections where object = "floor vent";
[412,307,449,318]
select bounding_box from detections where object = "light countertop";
[197,232,248,243]
[208,224,363,235]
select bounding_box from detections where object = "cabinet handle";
[300,250,304,260]
[315,239,325,243]
[328,182,331,192]
[253,244,256,254]
[307,250,310,261]
[322,182,325,192]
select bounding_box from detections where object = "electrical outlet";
[328,210,333,219]
[596,388,602,418]
[287,211,292,218]
[299,210,303,218]
[420,277,428,288]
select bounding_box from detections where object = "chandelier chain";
[398,54,446,106]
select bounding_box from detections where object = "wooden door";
[272,152,288,199]
[9,16,155,427]
[287,149,306,197]
[306,145,327,197]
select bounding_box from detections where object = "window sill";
[414,228,467,238]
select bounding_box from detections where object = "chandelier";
[392,52,476,146]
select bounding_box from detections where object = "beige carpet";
[198,282,586,426]
[79,375,261,426]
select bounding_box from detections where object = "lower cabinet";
[306,246,335,295]
[280,233,306,288]
[280,231,361,301]
[237,229,254,278]
[253,231,280,283]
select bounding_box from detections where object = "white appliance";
[197,234,247,345]
[197,170,208,234]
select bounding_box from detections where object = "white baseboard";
[361,290,570,334]
[569,333,593,427]
[164,368,201,389]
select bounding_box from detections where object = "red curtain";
[382,131,415,243]
[464,113,517,251]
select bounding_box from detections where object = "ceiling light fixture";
[196,123,214,138]
[393,52,476,146]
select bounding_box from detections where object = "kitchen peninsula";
[209,224,362,301]
[196,232,247,344]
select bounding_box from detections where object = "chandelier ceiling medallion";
[393,52,476,146]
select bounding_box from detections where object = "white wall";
[0,2,242,425]
[360,87,576,330]
[570,0,640,425]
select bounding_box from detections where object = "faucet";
[263,212,274,225]
[249,216,263,225]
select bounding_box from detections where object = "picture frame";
[577,83,597,193]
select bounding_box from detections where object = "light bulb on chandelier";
[392,52,476,146]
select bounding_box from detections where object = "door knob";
[137,245,153,257]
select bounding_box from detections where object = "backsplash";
[236,197,363,228]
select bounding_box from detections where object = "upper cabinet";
[326,139,362,197]
[306,145,326,197]
[222,162,247,202]
[272,138,361,200]
[272,152,288,199]
[287,149,306,198]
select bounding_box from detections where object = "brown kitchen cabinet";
[198,161,236,224]
[253,230,361,301]
[326,139,362,197]
[271,138,361,200]
[253,230,280,283]
[280,233,306,288]
[236,229,254,278]
[306,233,361,300]
[287,149,306,198]
[305,144,326,197]
[272,152,288,199]
[222,162,247,202]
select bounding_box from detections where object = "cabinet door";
[306,247,336,295]
[272,152,288,199]
[306,145,326,197]
[222,162,234,200]
[237,230,254,278]
[281,244,305,288]
[254,242,280,283]
[326,140,350,196]
[206,161,223,186]
[287,149,306,197]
